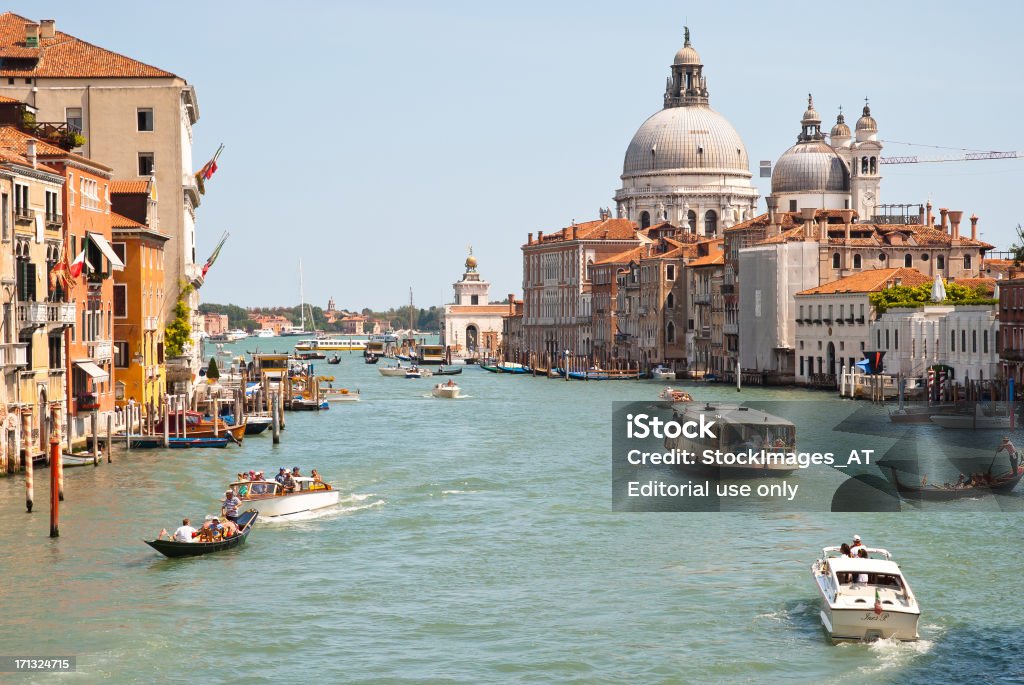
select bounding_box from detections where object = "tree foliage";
[165,283,195,357]
[206,356,220,380]
[869,282,996,313]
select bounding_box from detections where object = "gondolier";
[222,490,242,524]
[996,437,1019,476]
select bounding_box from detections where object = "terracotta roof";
[688,252,724,266]
[111,179,148,194]
[797,268,932,295]
[595,246,644,265]
[529,217,638,246]
[0,94,22,103]
[110,211,144,229]
[952,277,996,295]
[0,13,176,78]
[0,125,63,154]
[0,146,60,174]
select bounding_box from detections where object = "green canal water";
[0,338,1022,683]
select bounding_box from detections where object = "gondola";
[893,470,1024,500]
[364,354,379,364]
[128,436,232,449]
[145,510,258,558]
[433,366,462,376]
[327,355,342,365]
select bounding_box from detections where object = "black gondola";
[364,354,379,364]
[893,471,1024,501]
[433,366,463,376]
[144,510,258,558]
[327,355,342,365]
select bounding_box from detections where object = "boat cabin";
[816,547,916,608]
[674,404,796,453]
[230,477,332,499]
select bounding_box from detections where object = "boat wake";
[850,635,935,674]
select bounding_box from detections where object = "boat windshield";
[233,481,280,498]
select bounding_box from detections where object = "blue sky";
[16,1,1024,310]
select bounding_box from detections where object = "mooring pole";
[49,437,60,537]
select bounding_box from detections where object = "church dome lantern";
[771,96,850,197]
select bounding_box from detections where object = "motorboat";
[292,396,329,410]
[811,546,921,643]
[243,415,272,435]
[651,365,676,381]
[145,511,258,558]
[229,477,340,518]
[323,387,360,403]
[379,363,407,377]
[405,366,433,379]
[664,403,797,477]
[254,329,276,338]
[225,329,249,342]
[431,381,462,399]
[658,387,692,403]
[930,404,1012,430]
[62,451,100,467]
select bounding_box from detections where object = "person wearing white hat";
[850,535,865,558]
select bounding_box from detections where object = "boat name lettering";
[862,612,889,621]
[626,413,715,440]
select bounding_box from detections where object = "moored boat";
[497,362,530,374]
[651,365,676,381]
[431,381,462,399]
[243,416,272,435]
[155,411,246,441]
[62,451,100,467]
[145,511,258,558]
[129,436,231,449]
[229,477,339,518]
[480,363,501,373]
[323,387,360,402]
[811,546,921,643]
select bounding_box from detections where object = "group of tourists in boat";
[894,435,1023,498]
[658,387,693,403]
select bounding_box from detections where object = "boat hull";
[243,417,272,435]
[379,367,407,377]
[820,605,920,643]
[239,489,340,517]
[145,511,257,557]
[432,387,461,399]
[62,452,99,467]
[651,370,676,381]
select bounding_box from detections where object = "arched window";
[853,254,862,269]
[639,211,650,229]
[667,321,676,343]
[861,157,869,174]
[937,255,945,270]
[667,292,675,309]
[832,253,840,269]
[687,210,697,231]
[704,210,718,236]
[870,157,877,174]
[904,253,912,268]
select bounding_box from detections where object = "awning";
[87,232,124,271]
[75,361,109,382]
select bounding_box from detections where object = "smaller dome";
[673,26,701,65]
[830,112,851,138]
[801,94,820,125]
[856,103,877,132]
[771,140,849,194]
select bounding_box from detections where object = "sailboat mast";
[299,259,306,332]
[409,287,414,332]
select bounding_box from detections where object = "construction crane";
[876,138,1021,165]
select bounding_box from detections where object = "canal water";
[0,338,1021,683]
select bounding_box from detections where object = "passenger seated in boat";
[855,549,870,584]
[311,469,322,482]
[839,543,852,558]
[281,472,297,493]
[221,519,240,538]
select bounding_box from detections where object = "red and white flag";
[68,249,87,278]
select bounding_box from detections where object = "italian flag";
[68,249,87,278]
[874,587,883,615]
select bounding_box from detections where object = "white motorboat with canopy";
[811,546,921,643]
[228,477,340,518]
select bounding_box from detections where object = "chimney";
[800,207,816,238]
[766,196,778,226]
[39,19,55,40]
[25,139,36,169]
[939,207,948,232]
[918,205,926,226]
[508,294,515,316]
[818,216,828,242]
[537,231,543,242]
[24,23,39,47]
[926,201,933,228]
[970,214,978,241]
[948,210,963,239]
[570,226,577,240]
[527,232,533,245]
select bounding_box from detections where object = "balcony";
[144,316,159,331]
[18,302,47,326]
[47,302,75,325]
[0,343,28,367]
[89,341,113,361]
[723,323,738,335]
[45,212,62,229]
[14,206,33,223]
[694,293,711,305]
[721,284,735,295]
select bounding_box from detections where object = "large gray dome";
[771,140,849,194]
[622,105,750,176]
